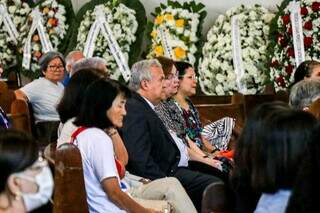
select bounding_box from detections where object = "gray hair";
[289,79,320,110]
[71,57,107,76]
[65,50,83,67]
[39,51,65,74]
[129,59,162,91]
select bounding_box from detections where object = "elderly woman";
[289,79,320,111]
[15,51,65,148]
[0,129,53,212]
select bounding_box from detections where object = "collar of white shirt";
[142,96,155,110]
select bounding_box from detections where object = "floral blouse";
[155,98,203,148]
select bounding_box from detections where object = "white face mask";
[14,160,54,212]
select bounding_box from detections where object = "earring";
[14,191,21,201]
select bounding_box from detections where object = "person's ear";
[67,64,72,73]
[6,175,22,199]
[140,79,149,90]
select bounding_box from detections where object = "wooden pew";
[54,143,88,213]
[44,141,57,166]
[190,95,231,105]
[202,182,231,213]
[9,99,32,133]
[0,81,16,113]
[231,93,276,116]
[196,103,245,126]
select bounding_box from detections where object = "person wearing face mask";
[0,129,54,213]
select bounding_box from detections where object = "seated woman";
[15,51,65,149]
[0,129,53,212]
[155,60,234,178]
[57,68,107,147]
[0,63,10,129]
[71,79,195,213]
[292,60,320,85]
[231,102,317,213]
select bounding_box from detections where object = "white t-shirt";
[57,118,76,148]
[74,127,126,213]
[169,131,189,167]
[20,78,64,123]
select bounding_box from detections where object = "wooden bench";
[231,93,276,116]
[190,95,231,105]
[8,99,34,133]
[202,182,232,213]
[54,143,88,213]
[0,81,16,113]
[196,103,245,126]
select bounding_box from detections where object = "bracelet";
[211,148,220,154]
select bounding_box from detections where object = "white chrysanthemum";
[198,4,273,95]
[76,2,138,81]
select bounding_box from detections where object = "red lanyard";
[70,126,87,144]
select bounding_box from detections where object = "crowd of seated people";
[1,51,320,213]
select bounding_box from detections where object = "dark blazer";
[120,92,181,180]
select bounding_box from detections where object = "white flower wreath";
[76,2,138,80]
[198,5,274,95]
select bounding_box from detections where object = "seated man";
[120,59,221,211]
[62,50,84,86]
[289,79,320,111]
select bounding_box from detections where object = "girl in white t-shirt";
[73,79,159,213]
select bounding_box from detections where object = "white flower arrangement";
[76,2,138,80]
[20,0,69,78]
[147,1,206,65]
[198,5,274,95]
[0,0,30,69]
[269,0,320,91]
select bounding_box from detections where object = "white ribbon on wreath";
[289,0,305,67]
[83,5,131,82]
[159,26,174,60]
[231,15,246,93]
[22,8,53,70]
[0,3,19,45]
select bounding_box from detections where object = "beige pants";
[128,177,197,213]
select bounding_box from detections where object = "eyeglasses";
[183,74,197,80]
[165,72,179,80]
[48,64,64,70]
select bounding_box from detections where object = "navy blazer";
[120,92,181,180]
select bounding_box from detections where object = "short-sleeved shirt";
[254,189,291,213]
[20,78,64,123]
[74,127,126,213]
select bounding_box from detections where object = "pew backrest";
[54,143,88,213]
